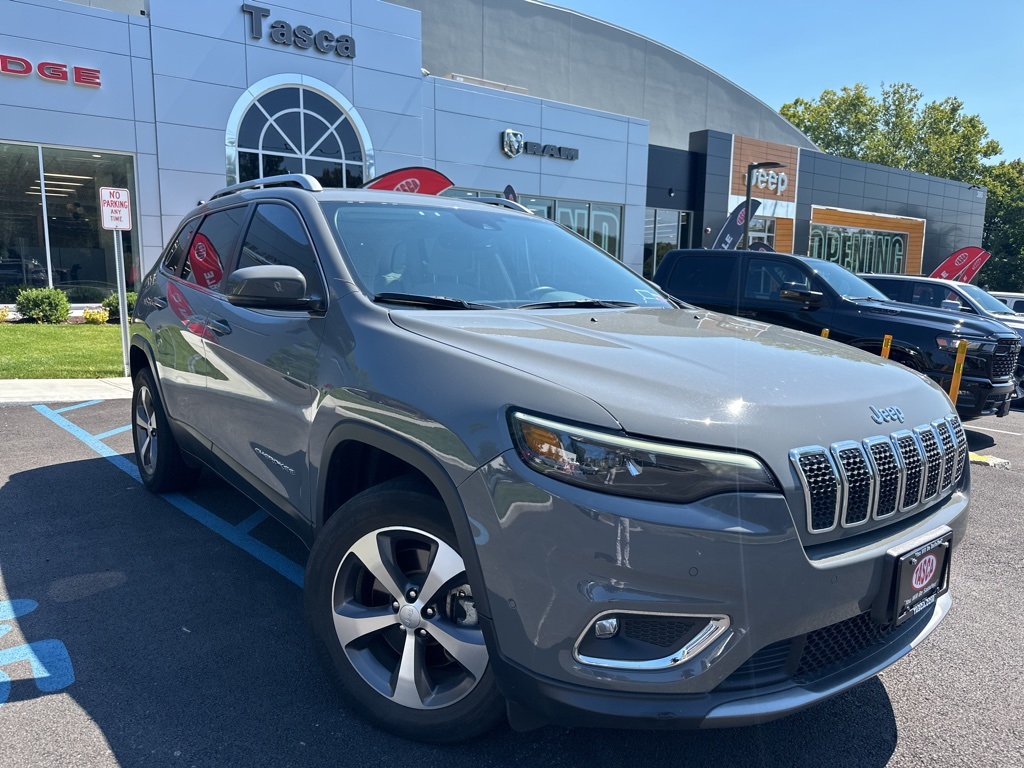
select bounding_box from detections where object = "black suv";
[130,177,970,741]
[654,249,1020,419]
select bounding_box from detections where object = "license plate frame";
[871,525,953,627]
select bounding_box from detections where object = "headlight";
[508,411,779,503]
[935,335,995,353]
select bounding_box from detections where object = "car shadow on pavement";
[0,455,900,768]
[964,428,997,452]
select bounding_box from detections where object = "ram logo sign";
[500,130,578,160]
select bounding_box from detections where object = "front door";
[201,202,328,522]
[740,257,833,336]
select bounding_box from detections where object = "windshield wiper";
[373,292,501,310]
[846,296,887,302]
[517,299,640,310]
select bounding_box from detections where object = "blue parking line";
[94,425,132,441]
[236,510,269,534]
[53,400,103,414]
[33,405,304,588]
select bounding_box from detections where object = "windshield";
[809,259,890,301]
[958,283,1016,314]
[320,201,674,309]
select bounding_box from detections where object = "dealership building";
[0,0,987,301]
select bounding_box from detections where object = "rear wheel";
[131,368,200,492]
[304,480,504,742]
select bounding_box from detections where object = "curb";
[969,452,1012,470]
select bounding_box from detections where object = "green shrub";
[15,287,70,324]
[64,286,109,304]
[102,291,137,322]
[0,284,31,303]
[82,306,109,324]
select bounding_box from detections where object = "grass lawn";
[0,323,124,378]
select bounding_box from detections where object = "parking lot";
[0,396,1022,768]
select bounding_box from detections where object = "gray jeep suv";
[130,175,969,742]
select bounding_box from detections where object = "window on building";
[442,189,623,259]
[0,141,138,303]
[747,217,776,249]
[643,209,691,278]
[232,84,370,189]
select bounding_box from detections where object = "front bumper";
[489,592,949,730]
[933,374,1014,419]
[460,451,968,728]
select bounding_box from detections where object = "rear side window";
[236,203,324,299]
[664,255,737,299]
[182,207,247,290]
[744,259,810,300]
[161,217,200,275]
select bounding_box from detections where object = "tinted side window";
[870,280,902,302]
[182,207,247,290]
[909,282,942,308]
[744,259,810,300]
[665,255,737,299]
[161,217,200,275]
[237,203,323,298]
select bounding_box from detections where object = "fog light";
[594,617,619,638]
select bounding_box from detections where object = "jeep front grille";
[791,413,965,534]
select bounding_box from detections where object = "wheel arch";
[315,422,492,619]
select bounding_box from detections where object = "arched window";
[226,75,373,188]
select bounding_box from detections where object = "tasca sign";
[99,188,131,231]
[242,4,356,58]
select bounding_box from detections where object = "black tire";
[131,367,200,493]
[304,479,505,742]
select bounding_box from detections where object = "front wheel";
[304,481,504,742]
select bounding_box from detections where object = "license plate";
[873,526,953,627]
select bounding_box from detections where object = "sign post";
[99,187,132,377]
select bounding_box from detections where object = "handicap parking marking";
[0,600,76,708]
[32,402,305,588]
[52,400,104,414]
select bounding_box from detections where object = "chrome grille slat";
[793,414,964,535]
[864,436,903,519]
[934,419,956,492]
[915,426,943,503]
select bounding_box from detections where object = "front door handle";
[206,317,232,336]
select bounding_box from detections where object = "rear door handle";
[206,317,232,336]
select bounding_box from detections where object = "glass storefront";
[643,208,690,278]
[0,141,138,303]
[443,189,622,259]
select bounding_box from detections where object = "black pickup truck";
[654,249,1020,420]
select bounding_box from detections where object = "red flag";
[361,167,454,196]
[929,246,990,283]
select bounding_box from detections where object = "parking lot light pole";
[743,161,786,249]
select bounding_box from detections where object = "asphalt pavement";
[0,391,1022,767]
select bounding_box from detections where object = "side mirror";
[226,265,319,310]
[940,299,962,312]
[779,283,825,306]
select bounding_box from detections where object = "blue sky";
[551,1,1024,162]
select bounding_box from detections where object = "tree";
[979,160,1024,291]
[783,83,1024,289]
[781,83,1001,183]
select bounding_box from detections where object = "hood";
[851,299,1019,339]
[390,307,956,464]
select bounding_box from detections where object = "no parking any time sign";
[99,187,132,230]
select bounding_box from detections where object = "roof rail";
[209,174,323,201]
[470,197,534,215]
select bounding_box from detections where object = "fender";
[848,337,927,369]
[315,420,493,620]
